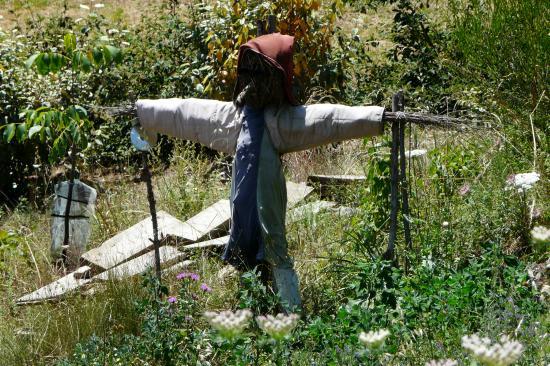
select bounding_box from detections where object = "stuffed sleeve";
[265,103,385,154]
[135,98,241,155]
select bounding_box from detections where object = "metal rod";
[142,153,162,282]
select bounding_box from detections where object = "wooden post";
[396,94,412,251]
[267,15,277,34]
[256,19,265,36]
[142,154,162,284]
[384,92,402,260]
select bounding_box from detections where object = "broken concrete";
[94,246,184,281]
[16,266,93,305]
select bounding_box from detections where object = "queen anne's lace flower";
[406,149,427,158]
[507,172,540,192]
[359,329,390,349]
[256,313,299,340]
[531,226,550,244]
[425,360,458,366]
[462,334,523,366]
[204,309,252,339]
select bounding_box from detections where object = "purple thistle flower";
[190,273,200,281]
[176,272,189,280]
[200,283,212,292]
[458,183,471,196]
[168,296,177,303]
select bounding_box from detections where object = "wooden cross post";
[383,91,412,262]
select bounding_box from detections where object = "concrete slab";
[16,266,92,305]
[94,246,184,281]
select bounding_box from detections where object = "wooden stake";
[384,92,402,260]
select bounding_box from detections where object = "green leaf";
[102,45,112,64]
[104,45,122,64]
[49,53,65,73]
[92,47,103,65]
[3,123,16,142]
[16,123,27,141]
[25,53,40,69]
[64,33,77,53]
[80,54,92,72]
[35,53,50,75]
[28,125,43,139]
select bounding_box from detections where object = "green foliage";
[450,0,549,111]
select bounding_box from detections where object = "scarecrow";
[135,33,384,311]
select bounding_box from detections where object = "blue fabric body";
[222,106,266,268]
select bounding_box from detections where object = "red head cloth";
[235,33,297,105]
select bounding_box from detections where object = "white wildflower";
[0,15,4,20]
[507,172,540,192]
[94,3,105,8]
[421,255,434,270]
[425,360,458,366]
[256,313,299,340]
[108,29,119,35]
[204,309,252,339]
[540,284,550,302]
[406,149,427,158]
[79,4,90,10]
[121,41,130,47]
[531,226,550,244]
[462,334,523,366]
[359,329,390,349]
[442,221,449,228]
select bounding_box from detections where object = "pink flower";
[168,296,177,303]
[176,272,200,281]
[200,283,212,292]
[459,183,471,196]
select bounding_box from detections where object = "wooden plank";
[286,181,314,208]
[16,266,92,305]
[83,183,308,272]
[287,201,336,223]
[94,246,184,281]
[181,199,231,241]
[82,200,231,272]
[183,235,229,250]
[307,174,366,184]
[81,211,187,272]
[162,260,195,275]
[307,175,366,201]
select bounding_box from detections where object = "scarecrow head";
[233,33,297,109]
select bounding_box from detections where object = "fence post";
[384,92,403,260]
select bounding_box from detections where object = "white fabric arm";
[265,104,385,153]
[135,98,241,155]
